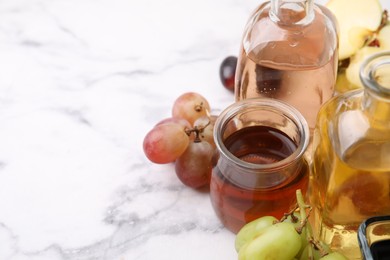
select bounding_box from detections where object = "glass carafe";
[309,51,390,259]
[235,0,338,133]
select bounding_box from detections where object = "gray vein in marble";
[53,107,91,126]
[0,223,69,260]
[100,175,224,256]
[82,70,154,88]
[20,39,42,48]
[39,2,88,48]
[0,198,222,260]
[81,53,219,89]
[0,161,6,170]
[0,222,18,257]
[104,178,185,226]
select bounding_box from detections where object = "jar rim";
[360,50,390,98]
[214,98,309,172]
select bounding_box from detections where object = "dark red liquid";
[210,126,309,233]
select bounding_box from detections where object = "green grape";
[319,252,348,260]
[283,212,309,258]
[297,226,309,257]
[235,216,278,252]
[299,244,321,260]
[238,222,302,260]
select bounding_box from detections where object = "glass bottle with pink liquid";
[235,0,338,134]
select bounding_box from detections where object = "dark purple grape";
[219,56,237,92]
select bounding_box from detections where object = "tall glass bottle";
[235,0,338,133]
[309,51,390,259]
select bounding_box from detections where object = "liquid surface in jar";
[225,125,297,164]
[210,125,309,233]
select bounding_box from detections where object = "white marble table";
[0,0,388,259]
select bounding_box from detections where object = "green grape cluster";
[235,190,349,260]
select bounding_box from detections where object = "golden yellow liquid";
[311,134,390,259]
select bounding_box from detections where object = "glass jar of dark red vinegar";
[210,98,310,233]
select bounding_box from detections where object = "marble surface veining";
[0,0,388,259]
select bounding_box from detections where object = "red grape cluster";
[143,92,217,189]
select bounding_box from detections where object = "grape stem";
[194,102,204,112]
[295,190,316,259]
[185,126,204,143]
[279,190,310,232]
[184,118,211,142]
[296,189,331,258]
[279,204,299,223]
[193,127,201,143]
[296,190,311,233]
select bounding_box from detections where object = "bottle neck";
[270,0,314,25]
[360,51,390,128]
[362,89,390,128]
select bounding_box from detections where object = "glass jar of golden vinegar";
[310,51,390,259]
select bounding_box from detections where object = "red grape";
[219,56,237,92]
[175,140,214,188]
[156,117,191,130]
[143,123,190,164]
[172,92,211,125]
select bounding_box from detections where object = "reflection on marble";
[0,0,389,259]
